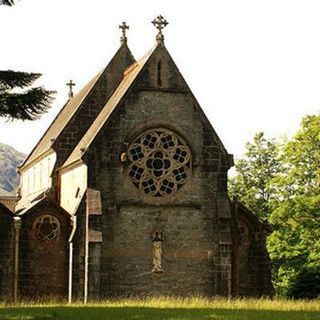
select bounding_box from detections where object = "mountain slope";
[0,143,26,194]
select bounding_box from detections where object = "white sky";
[0,0,319,160]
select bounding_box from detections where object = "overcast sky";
[1,0,319,160]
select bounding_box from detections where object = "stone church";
[0,16,274,302]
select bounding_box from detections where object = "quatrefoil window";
[33,214,61,242]
[127,129,191,197]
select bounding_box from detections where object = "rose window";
[33,214,61,241]
[127,129,191,197]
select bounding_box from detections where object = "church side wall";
[87,88,231,297]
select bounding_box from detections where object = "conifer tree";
[1,0,16,6]
[0,70,55,121]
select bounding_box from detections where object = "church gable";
[63,39,232,173]
[135,43,188,92]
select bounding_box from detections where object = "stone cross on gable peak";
[152,15,169,42]
[119,21,129,45]
[66,80,75,99]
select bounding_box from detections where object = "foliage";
[229,132,280,220]
[1,0,16,6]
[287,266,320,299]
[1,298,320,320]
[0,70,55,121]
[268,115,320,296]
[229,114,320,297]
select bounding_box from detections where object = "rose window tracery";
[33,214,61,241]
[127,129,191,197]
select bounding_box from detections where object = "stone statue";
[152,230,163,273]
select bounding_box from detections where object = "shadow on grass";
[1,306,320,320]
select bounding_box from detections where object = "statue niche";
[152,230,163,273]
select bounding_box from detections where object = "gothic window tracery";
[33,214,61,242]
[127,129,191,197]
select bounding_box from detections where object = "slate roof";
[62,45,156,168]
[20,44,136,171]
[19,72,102,170]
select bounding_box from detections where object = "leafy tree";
[287,266,320,299]
[228,132,280,220]
[268,115,320,296]
[229,115,320,296]
[0,70,54,120]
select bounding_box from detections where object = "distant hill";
[0,143,26,195]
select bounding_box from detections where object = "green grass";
[0,297,320,320]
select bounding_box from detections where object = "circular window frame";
[126,128,192,197]
[32,214,61,242]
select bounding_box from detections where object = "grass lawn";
[0,298,320,320]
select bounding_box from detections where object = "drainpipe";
[68,216,77,304]
[13,216,21,303]
[84,196,89,304]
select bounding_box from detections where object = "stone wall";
[231,201,274,297]
[0,205,14,301]
[18,201,70,300]
[85,44,233,297]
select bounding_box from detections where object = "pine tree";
[0,70,55,121]
[1,0,16,6]
[0,0,14,7]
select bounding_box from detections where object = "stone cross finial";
[66,80,75,99]
[119,21,129,45]
[152,15,168,42]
